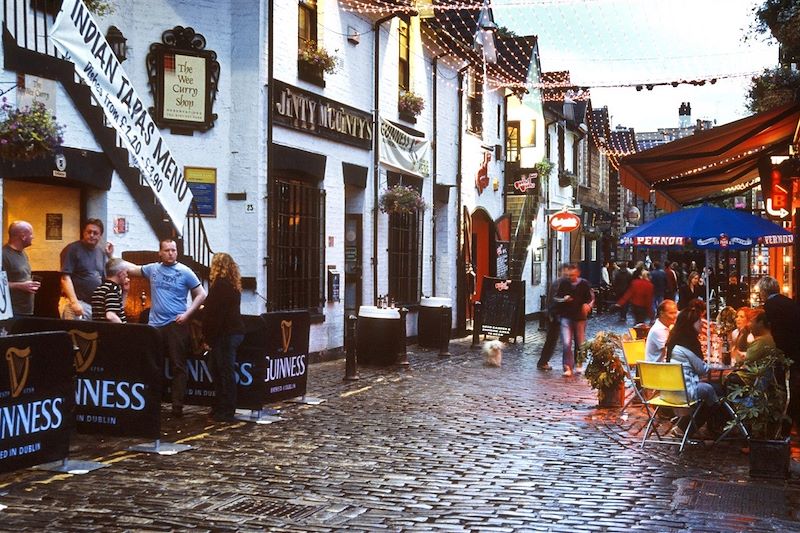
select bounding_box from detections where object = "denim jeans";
[209,333,244,419]
[559,318,586,371]
[159,322,191,409]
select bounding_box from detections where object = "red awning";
[620,103,800,212]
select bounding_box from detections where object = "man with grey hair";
[3,220,40,316]
[91,258,129,323]
[757,276,800,434]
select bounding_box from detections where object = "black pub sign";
[273,80,373,150]
[505,167,541,196]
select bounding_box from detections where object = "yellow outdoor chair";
[637,362,703,453]
[619,339,647,415]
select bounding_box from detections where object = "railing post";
[343,315,359,381]
[471,301,482,349]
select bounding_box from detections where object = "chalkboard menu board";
[479,277,524,338]
[496,241,509,279]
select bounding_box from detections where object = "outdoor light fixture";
[106,26,127,63]
[473,0,498,64]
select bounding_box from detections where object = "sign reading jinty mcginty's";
[273,80,373,150]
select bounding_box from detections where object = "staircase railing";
[4,0,215,279]
[508,193,538,280]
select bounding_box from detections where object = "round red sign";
[550,212,581,232]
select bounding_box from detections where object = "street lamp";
[106,26,127,63]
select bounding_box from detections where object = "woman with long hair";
[665,305,720,437]
[730,306,755,363]
[678,271,704,310]
[202,252,245,422]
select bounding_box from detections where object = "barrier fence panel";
[262,311,310,404]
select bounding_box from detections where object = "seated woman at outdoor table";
[664,305,722,438]
[678,271,704,310]
[725,310,775,389]
[730,306,756,363]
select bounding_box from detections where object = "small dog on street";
[483,340,504,367]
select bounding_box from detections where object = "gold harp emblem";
[69,330,99,372]
[5,347,31,398]
[280,320,293,354]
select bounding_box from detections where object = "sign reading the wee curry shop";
[273,80,373,149]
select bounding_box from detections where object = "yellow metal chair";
[619,339,647,414]
[638,362,703,453]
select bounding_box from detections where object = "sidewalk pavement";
[1,310,800,531]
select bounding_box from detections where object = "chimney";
[678,102,691,128]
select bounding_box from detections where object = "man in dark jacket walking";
[612,261,633,322]
[649,262,667,318]
[556,264,595,377]
[538,264,570,370]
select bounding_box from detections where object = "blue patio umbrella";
[620,205,793,250]
[619,204,793,356]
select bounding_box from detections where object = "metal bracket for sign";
[31,458,108,474]
[128,439,193,456]
[287,395,325,405]
[234,408,282,424]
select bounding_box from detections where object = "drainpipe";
[544,118,557,289]
[431,53,446,296]
[455,64,470,334]
[265,0,274,311]
[372,14,396,306]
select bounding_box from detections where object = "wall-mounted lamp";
[106,26,128,63]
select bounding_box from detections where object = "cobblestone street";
[2,312,800,532]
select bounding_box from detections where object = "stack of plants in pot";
[577,332,626,408]
[724,347,793,479]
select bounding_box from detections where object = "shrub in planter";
[577,331,626,407]
[0,100,64,162]
[398,90,425,117]
[378,185,426,215]
[298,43,339,75]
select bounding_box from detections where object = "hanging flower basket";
[378,185,427,215]
[298,43,339,75]
[398,90,425,117]
[84,0,115,16]
[0,100,64,162]
[747,66,800,113]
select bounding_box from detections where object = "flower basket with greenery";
[558,170,577,188]
[378,185,426,215]
[298,43,339,75]
[398,90,425,117]
[746,66,800,113]
[0,100,64,162]
[577,332,626,405]
[85,0,115,16]
[724,347,792,441]
[534,159,553,181]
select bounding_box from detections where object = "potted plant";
[558,170,577,188]
[724,347,793,479]
[534,159,553,181]
[577,331,626,408]
[0,100,64,162]
[398,90,425,119]
[298,43,339,75]
[378,185,426,215]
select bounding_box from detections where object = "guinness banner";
[263,311,310,403]
[0,332,75,474]
[7,318,163,439]
[166,315,268,409]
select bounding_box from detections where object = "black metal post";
[539,294,547,331]
[396,307,410,367]
[344,315,359,381]
[438,305,451,357]
[471,301,482,348]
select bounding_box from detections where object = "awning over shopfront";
[620,103,800,211]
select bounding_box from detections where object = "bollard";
[344,314,360,381]
[438,305,451,357]
[396,307,410,367]
[471,301,483,348]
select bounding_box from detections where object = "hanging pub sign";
[49,3,194,232]
[146,26,221,134]
[379,118,431,178]
[506,167,540,196]
[0,331,75,474]
[273,80,373,149]
[549,211,581,232]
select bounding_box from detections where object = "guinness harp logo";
[6,347,31,398]
[280,320,293,354]
[69,330,99,372]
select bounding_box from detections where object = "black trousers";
[538,315,560,367]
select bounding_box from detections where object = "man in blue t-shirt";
[129,239,206,417]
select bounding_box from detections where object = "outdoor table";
[356,305,404,366]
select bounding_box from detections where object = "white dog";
[483,340,504,367]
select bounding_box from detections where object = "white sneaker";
[562,368,573,377]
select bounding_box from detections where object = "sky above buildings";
[495,0,778,132]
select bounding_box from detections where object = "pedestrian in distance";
[612,261,633,322]
[664,262,679,302]
[537,263,570,371]
[616,269,654,325]
[554,264,594,377]
[202,252,245,423]
[2,220,40,316]
[128,238,207,418]
[724,272,748,310]
[59,218,113,320]
[649,261,667,317]
[678,271,704,310]
[91,258,129,323]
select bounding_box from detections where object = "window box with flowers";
[398,90,424,123]
[298,43,338,88]
[0,100,64,162]
[378,184,427,215]
[558,170,577,188]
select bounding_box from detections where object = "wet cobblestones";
[1,312,800,531]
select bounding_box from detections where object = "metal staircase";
[507,193,538,280]
[2,0,213,279]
